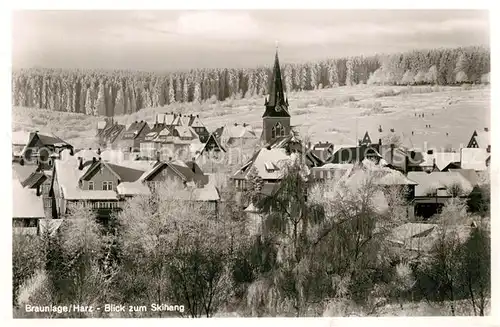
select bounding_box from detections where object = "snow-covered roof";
[12,178,45,218]
[233,148,294,180]
[117,182,151,196]
[408,171,474,197]
[417,152,461,170]
[460,148,489,171]
[174,126,198,139]
[221,124,257,140]
[54,159,119,201]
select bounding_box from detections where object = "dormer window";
[88,181,94,190]
[264,162,278,172]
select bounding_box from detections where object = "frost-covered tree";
[346,58,354,86]
[183,76,189,102]
[95,82,106,116]
[455,71,468,84]
[328,60,338,87]
[84,87,93,115]
[414,70,427,85]
[401,70,416,85]
[284,64,293,94]
[426,65,439,85]
[114,87,125,116]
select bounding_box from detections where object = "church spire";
[263,47,289,118]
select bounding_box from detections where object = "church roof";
[263,50,290,118]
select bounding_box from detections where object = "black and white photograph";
[8,7,494,320]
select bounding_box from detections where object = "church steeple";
[263,48,290,118]
[261,47,292,144]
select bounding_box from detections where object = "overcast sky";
[12,10,489,71]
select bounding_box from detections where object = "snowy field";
[12,84,490,151]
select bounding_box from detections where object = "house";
[12,177,46,235]
[186,114,210,143]
[232,147,296,191]
[330,131,383,165]
[117,121,150,152]
[261,49,291,144]
[331,144,382,165]
[13,163,54,219]
[116,159,219,216]
[139,160,209,189]
[467,128,490,150]
[97,119,126,149]
[20,131,74,170]
[219,123,258,147]
[172,125,199,141]
[407,171,474,219]
[50,156,145,221]
[194,133,226,160]
[140,114,169,159]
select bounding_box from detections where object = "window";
[88,181,94,190]
[102,181,113,191]
[272,122,285,139]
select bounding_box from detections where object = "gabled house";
[231,147,296,191]
[467,128,490,150]
[20,131,74,170]
[51,156,144,221]
[116,159,219,216]
[140,115,169,159]
[187,114,210,143]
[12,177,45,235]
[117,121,150,152]
[330,131,383,165]
[98,122,126,149]
[194,133,227,159]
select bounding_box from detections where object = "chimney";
[36,186,41,197]
[92,157,96,163]
[156,151,161,161]
[168,156,172,161]
[378,138,382,146]
[97,148,101,155]
[70,148,74,156]
[196,115,199,118]
[78,157,84,170]
[484,127,489,132]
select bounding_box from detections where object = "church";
[231,49,323,192]
[261,49,292,144]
